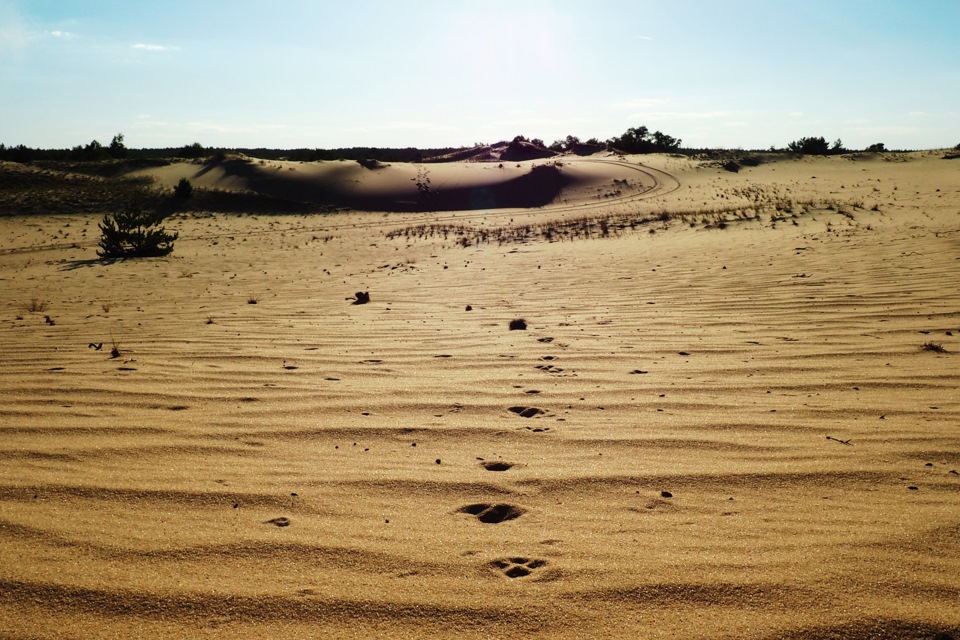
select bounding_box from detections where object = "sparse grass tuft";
[921,342,947,353]
[109,337,122,359]
[384,184,855,248]
[247,295,259,305]
[24,298,48,313]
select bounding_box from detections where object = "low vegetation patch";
[386,185,855,247]
[23,298,48,313]
[98,194,178,260]
[173,177,194,198]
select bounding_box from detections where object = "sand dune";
[1,151,958,639]
[128,151,673,212]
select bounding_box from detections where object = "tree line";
[2,128,945,164]
[0,136,459,164]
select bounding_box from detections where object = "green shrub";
[97,196,178,260]
[173,177,194,198]
[787,136,830,155]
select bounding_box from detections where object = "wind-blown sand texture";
[1,151,958,639]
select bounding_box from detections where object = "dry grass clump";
[386,210,669,247]
[385,186,857,248]
[921,342,947,353]
[23,298,48,313]
[109,337,122,359]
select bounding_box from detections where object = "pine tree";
[98,196,178,259]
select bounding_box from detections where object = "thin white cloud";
[0,3,28,52]
[628,110,738,121]
[343,121,459,134]
[612,98,669,110]
[131,117,287,136]
[131,43,180,52]
[383,121,435,131]
[635,35,654,41]
[848,124,922,136]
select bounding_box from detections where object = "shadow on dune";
[413,163,571,212]
[772,620,957,640]
[195,155,571,212]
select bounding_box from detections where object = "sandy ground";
[1,152,958,639]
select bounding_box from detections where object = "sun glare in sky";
[1,0,958,150]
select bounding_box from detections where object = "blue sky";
[2,0,957,150]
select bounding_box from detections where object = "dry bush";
[24,298,48,313]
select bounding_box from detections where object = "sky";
[1,0,958,151]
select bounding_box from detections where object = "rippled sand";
[1,152,958,639]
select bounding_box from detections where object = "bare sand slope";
[1,152,958,639]
[132,153,665,212]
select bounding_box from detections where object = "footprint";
[490,557,547,578]
[535,364,564,373]
[481,461,514,471]
[508,406,544,418]
[458,503,525,524]
[265,517,291,527]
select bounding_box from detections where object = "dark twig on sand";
[826,435,853,446]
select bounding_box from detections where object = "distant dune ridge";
[138,152,581,211]
[1,150,959,639]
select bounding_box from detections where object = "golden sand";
[1,152,958,639]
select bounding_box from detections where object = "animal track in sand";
[480,461,514,471]
[508,406,544,418]
[490,557,547,578]
[535,363,563,371]
[264,517,291,527]
[458,503,526,524]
